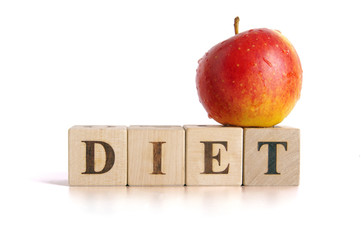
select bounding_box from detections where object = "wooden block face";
[68,125,127,186]
[128,126,185,186]
[185,125,243,186]
[243,127,300,186]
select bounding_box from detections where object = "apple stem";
[234,16,240,35]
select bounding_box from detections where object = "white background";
[1,0,361,239]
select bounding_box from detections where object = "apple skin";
[196,28,302,127]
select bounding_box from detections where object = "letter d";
[82,141,115,174]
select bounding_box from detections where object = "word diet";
[69,125,300,186]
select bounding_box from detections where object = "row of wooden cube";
[69,125,300,186]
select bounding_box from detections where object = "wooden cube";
[185,125,243,186]
[243,126,300,186]
[68,125,127,186]
[128,126,185,186]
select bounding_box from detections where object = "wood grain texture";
[185,125,243,186]
[243,126,300,186]
[128,126,185,186]
[68,125,127,186]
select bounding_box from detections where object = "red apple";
[196,17,302,127]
